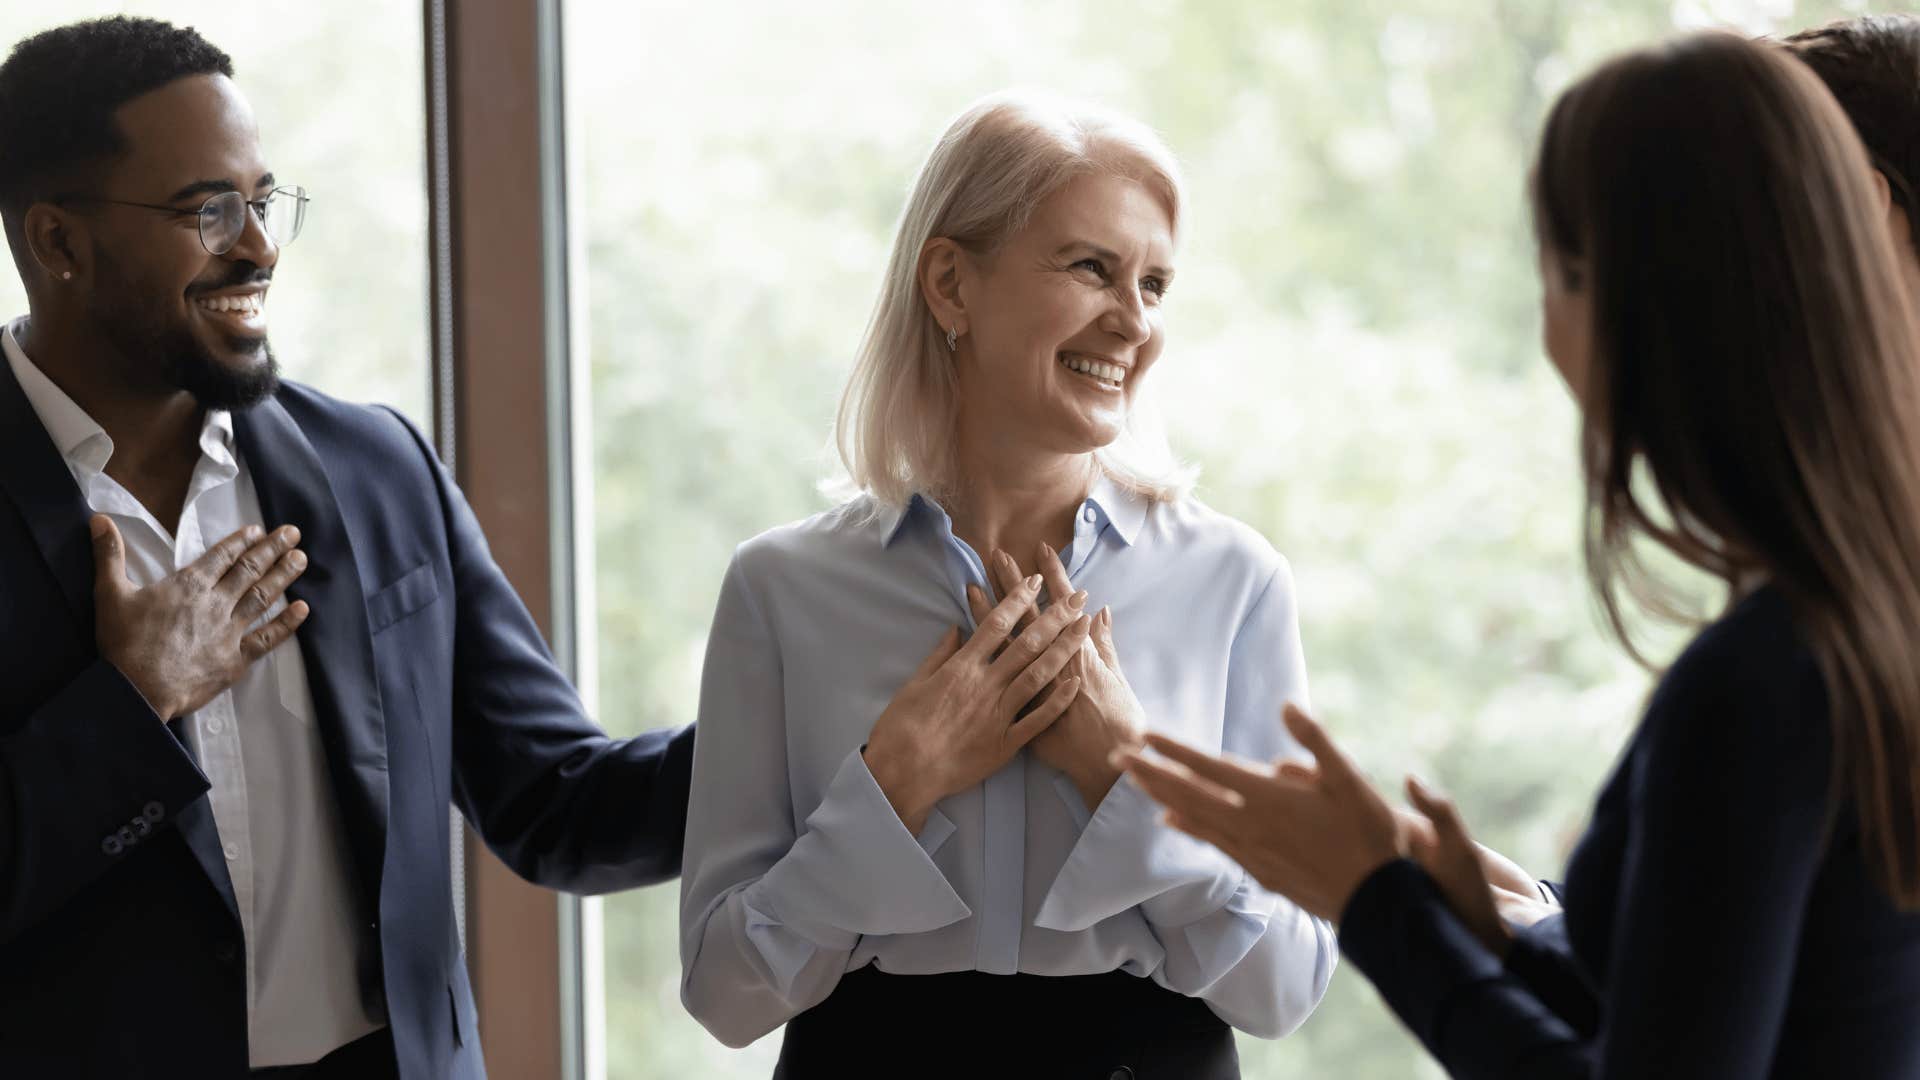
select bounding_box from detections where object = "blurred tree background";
[564,1,1883,1077]
[0,2,1887,1078]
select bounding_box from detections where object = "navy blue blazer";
[0,367,694,1079]
[1339,586,1920,1077]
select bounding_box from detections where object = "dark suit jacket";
[0,368,695,1079]
[1338,586,1920,1078]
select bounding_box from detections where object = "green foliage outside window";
[570,2,1876,1077]
[0,3,1882,1077]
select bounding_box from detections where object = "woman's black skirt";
[773,965,1239,1080]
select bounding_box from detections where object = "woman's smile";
[1057,351,1127,392]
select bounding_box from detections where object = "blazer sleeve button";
[142,802,165,823]
[101,836,123,856]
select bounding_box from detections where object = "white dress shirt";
[680,479,1338,1049]
[4,318,380,1067]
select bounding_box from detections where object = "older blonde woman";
[678,93,1336,1078]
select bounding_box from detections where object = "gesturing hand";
[864,571,1093,834]
[1396,794,1559,947]
[1115,704,1404,922]
[1401,775,1511,954]
[970,544,1144,812]
[92,516,311,722]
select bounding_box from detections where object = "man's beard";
[90,258,281,412]
[160,328,281,411]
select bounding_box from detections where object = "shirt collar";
[4,317,110,474]
[1085,471,1147,548]
[2,316,237,480]
[877,472,1149,549]
[199,407,238,471]
[879,493,936,548]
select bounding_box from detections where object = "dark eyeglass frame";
[52,185,310,256]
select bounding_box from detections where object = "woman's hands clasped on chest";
[969,544,1148,814]
[862,572,1094,835]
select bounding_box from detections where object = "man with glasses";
[0,18,693,1080]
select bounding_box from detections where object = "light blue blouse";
[678,475,1337,1049]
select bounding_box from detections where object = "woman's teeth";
[195,293,265,318]
[1059,353,1124,390]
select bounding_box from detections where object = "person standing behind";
[1786,15,1920,308]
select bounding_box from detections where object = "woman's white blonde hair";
[833,90,1198,510]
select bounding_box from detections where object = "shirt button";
[222,841,241,860]
[1082,507,1098,524]
[206,716,226,735]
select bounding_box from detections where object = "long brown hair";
[1533,33,1920,905]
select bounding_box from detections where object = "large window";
[569,0,1877,1076]
[0,5,430,425]
[5,1,1894,1076]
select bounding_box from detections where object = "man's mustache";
[186,264,274,296]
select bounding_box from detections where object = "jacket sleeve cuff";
[744,747,970,948]
[1338,858,1507,1046]
[1502,913,1599,1037]
[1,660,209,939]
[4,658,209,825]
[1034,773,1246,932]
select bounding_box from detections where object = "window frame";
[427,1,591,1077]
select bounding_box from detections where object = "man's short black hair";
[0,17,233,227]
[1784,15,1920,222]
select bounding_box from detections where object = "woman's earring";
[945,326,959,352]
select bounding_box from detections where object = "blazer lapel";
[0,356,93,625]
[233,396,390,913]
[0,359,243,924]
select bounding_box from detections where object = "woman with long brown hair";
[1118,31,1920,1076]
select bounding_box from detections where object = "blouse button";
[1082,506,1098,524]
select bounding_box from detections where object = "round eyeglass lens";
[263,187,308,247]
[198,191,247,255]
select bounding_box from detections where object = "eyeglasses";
[55,186,310,256]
